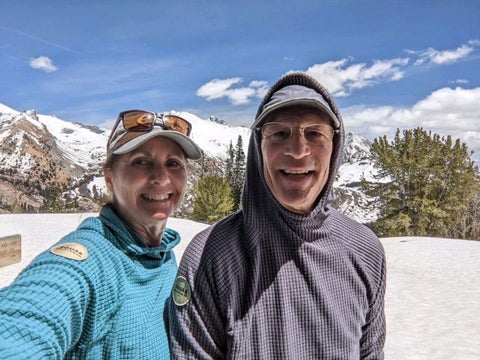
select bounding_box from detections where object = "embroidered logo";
[50,243,88,261]
[172,276,191,306]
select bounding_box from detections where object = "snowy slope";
[172,110,251,159]
[0,214,478,359]
[37,114,107,170]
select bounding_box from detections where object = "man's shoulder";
[329,209,386,290]
[185,212,244,255]
[175,212,247,300]
[330,208,384,255]
[178,211,246,272]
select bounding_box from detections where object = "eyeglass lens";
[123,111,156,131]
[262,122,333,145]
[163,115,191,136]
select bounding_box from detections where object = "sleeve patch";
[50,242,89,261]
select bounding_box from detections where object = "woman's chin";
[150,208,174,221]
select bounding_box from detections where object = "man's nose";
[283,130,311,158]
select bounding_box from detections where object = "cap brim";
[111,129,202,160]
[252,97,340,130]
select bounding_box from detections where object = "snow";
[37,114,108,169]
[336,161,376,185]
[1,214,479,359]
[0,104,18,115]
[171,110,251,159]
[383,237,480,359]
[86,176,109,197]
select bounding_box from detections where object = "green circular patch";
[172,276,191,306]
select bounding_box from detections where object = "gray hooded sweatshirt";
[169,72,386,359]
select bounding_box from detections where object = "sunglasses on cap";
[256,122,336,146]
[107,110,193,152]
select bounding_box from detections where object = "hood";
[242,72,345,231]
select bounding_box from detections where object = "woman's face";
[105,136,187,235]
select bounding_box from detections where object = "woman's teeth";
[142,193,169,201]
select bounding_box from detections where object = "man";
[169,72,386,359]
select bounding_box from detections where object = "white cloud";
[343,87,480,162]
[29,56,58,73]
[197,78,267,105]
[196,38,478,110]
[301,57,409,97]
[197,55,410,105]
[225,87,256,105]
[412,44,474,65]
[249,80,269,98]
[196,78,242,101]
[450,79,469,85]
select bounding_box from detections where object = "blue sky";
[1,0,479,158]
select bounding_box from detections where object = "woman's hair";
[102,154,119,205]
[103,154,118,172]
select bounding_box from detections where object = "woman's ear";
[104,167,113,193]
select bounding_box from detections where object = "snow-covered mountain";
[0,104,377,223]
[334,132,379,223]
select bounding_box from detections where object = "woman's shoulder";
[56,216,117,254]
[12,216,128,300]
[26,215,122,275]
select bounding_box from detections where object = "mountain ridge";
[0,104,376,223]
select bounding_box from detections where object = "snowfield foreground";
[1,213,479,359]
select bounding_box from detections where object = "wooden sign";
[0,234,21,268]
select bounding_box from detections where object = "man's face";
[261,108,334,214]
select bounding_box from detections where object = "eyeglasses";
[256,122,336,145]
[107,110,192,151]
[118,110,191,135]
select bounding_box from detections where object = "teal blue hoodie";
[0,205,179,359]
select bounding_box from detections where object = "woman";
[0,110,202,359]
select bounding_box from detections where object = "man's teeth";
[142,194,169,201]
[283,170,310,175]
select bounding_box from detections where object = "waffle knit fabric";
[169,72,386,359]
[0,205,179,359]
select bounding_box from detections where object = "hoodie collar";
[99,205,180,260]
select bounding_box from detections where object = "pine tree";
[363,127,480,239]
[231,136,246,210]
[41,186,65,213]
[225,141,235,185]
[192,175,234,224]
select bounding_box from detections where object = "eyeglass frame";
[255,121,339,145]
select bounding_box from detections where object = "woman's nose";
[150,166,170,185]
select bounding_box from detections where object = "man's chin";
[277,195,314,214]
